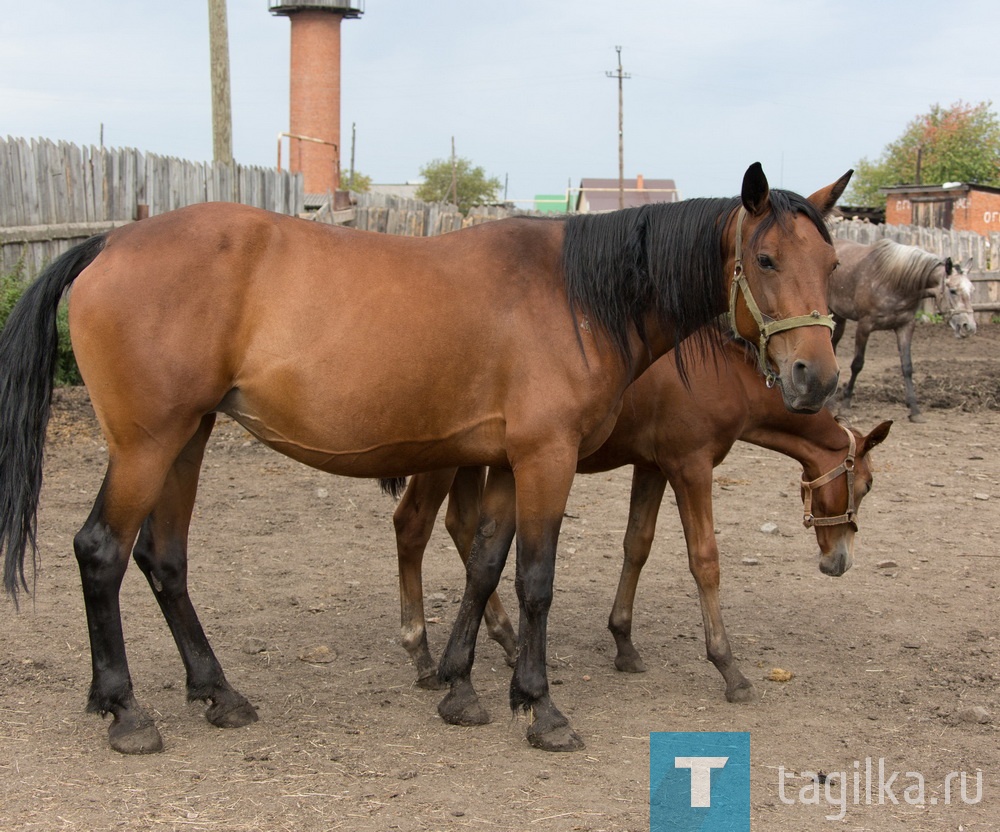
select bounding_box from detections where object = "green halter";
[727,207,835,387]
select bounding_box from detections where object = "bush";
[0,258,82,386]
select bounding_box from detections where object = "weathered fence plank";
[1,136,304,277]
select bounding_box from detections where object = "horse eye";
[757,254,776,270]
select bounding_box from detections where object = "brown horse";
[0,163,850,754]
[394,338,891,708]
[829,238,977,422]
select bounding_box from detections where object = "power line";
[606,46,630,210]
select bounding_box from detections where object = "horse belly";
[217,383,508,479]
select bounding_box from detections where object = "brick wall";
[966,189,1000,236]
[884,187,1000,235]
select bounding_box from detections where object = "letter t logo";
[674,756,729,807]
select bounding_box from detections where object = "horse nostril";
[791,360,810,389]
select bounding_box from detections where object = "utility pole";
[208,0,233,164]
[606,45,630,210]
[348,122,357,190]
[450,136,459,206]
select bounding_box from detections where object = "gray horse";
[829,238,976,422]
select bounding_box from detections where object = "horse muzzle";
[818,542,853,577]
[950,314,977,338]
[778,360,840,413]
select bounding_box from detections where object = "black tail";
[1,235,106,603]
[379,477,407,500]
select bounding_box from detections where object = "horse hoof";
[416,672,446,691]
[908,412,926,423]
[726,681,759,704]
[438,685,490,726]
[108,715,164,755]
[614,653,647,674]
[526,721,585,752]
[206,698,259,728]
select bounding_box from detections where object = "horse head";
[802,420,892,577]
[942,257,977,338]
[726,164,853,414]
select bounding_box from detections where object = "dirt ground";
[2,321,998,832]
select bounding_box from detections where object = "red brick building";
[881,183,1000,236]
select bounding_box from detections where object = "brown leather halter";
[726,207,836,387]
[801,424,858,531]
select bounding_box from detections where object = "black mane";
[560,190,830,376]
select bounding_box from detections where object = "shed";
[881,182,1000,236]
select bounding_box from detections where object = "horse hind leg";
[131,414,258,729]
[393,468,458,689]
[74,430,204,754]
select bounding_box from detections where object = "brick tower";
[269,0,364,195]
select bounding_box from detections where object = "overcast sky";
[3,0,995,204]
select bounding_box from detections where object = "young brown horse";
[0,163,850,754]
[829,238,977,422]
[394,339,891,708]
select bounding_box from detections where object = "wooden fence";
[313,192,527,236]
[829,217,1000,317]
[2,140,997,319]
[1,137,304,277]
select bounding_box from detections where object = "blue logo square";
[650,732,750,832]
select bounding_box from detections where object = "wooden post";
[208,0,233,165]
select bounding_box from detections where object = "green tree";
[415,156,502,215]
[845,100,1000,208]
[341,169,372,192]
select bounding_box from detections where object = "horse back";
[68,203,633,477]
[829,238,927,328]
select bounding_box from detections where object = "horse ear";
[862,419,893,455]
[945,257,954,276]
[741,162,770,216]
[806,170,854,217]
[962,256,973,273]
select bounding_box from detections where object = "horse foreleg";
[131,415,258,730]
[608,465,668,673]
[393,468,458,689]
[437,467,517,727]
[446,467,517,666]
[675,467,757,704]
[508,452,584,752]
[839,321,872,413]
[74,437,192,754]
[831,314,846,352]
[894,320,924,422]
